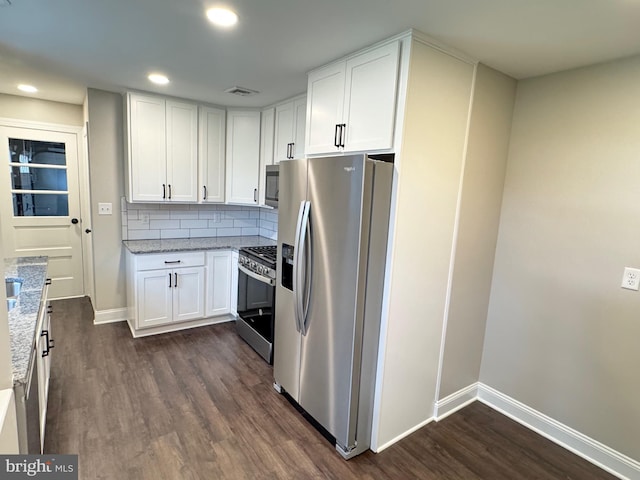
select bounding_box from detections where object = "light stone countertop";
[123,235,276,254]
[4,256,49,387]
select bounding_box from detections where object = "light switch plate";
[98,202,112,215]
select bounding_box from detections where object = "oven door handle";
[238,264,275,287]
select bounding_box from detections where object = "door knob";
[71,218,79,224]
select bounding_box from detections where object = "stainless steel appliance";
[265,165,279,208]
[273,154,393,459]
[236,245,277,364]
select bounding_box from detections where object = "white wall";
[0,94,82,126]
[438,64,516,399]
[481,54,640,461]
[86,89,127,312]
[373,39,475,449]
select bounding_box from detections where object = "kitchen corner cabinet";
[128,251,205,330]
[126,250,236,337]
[205,251,232,317]
[125,93,198,203]
[198,106,226,203]
[274,96,306,162]
[226,110,261,205]
[305,41,400,155]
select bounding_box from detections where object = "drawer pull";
[164,260,182,264]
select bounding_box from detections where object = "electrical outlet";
[621,267,640,291]
[140,213,150,225]
[98,202,112,215]
[212,212,221,223]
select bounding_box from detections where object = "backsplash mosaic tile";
[121,198,277,241]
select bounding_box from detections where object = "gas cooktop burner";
[241,245,277,265]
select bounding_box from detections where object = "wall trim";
[434,382,479,421]
[93,308,128,325]
[477,384,639,480]
[373,416,434,453]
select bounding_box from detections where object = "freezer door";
[298,154,371,449]
[273,158,308,401]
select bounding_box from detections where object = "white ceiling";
[0,0,639,107]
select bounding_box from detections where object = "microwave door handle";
[301,202,312,335]
[293,200,307,332]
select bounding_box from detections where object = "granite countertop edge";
[4,256,49,388]
[123,235,276,254]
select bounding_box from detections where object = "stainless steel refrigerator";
[274,154,393,459]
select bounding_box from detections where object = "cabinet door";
[226,110,260,205]
[305,62,345,155]
[173,266,206,322]
[199,106,226,203]
[292,97,307,159]
[166,100,198,202]
[36,307,51,452]
[342,41,400,152]
[230,251,239,316]
[274,101,294,163]
[128,93,167,202]
[136,269,173,328]
[205,251,232,317]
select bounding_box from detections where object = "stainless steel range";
[236,245,277,364]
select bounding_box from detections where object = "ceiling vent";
[224,86,259,97]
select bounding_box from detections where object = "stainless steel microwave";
[265,165,279,208]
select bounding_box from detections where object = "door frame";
[0,116,94,301]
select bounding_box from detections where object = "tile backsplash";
[121,198,278,241]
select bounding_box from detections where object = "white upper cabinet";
[126,93,166,202]
[226,110,261,205]
[274,96,306,162]
[166,100,198,202]
[126,93,198,202]
[305,41,400,155]
[198,106,226,203]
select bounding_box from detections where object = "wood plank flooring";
[45,297,616,479]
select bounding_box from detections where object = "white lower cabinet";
[136,266,205,328]
[205,251,232,317]
[126,249,237,337]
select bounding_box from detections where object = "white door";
[305,62,345,155]
[198,106,226,203]
[274,101,295,162]
[205,251,232,317]
[0,125,85,299]
[136,269,173,328]
[342,41,400,152]
[292,97,307,159]
[173,267,205,322]
[225,110,260,205]
[127,93,166,202]
[166,100,198,202]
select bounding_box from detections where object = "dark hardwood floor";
[45,297,616,479]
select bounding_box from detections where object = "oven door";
[237,265,275,350]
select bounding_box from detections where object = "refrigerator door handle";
[292,200,307,332]
[301,202,312,335]
[296,201,311,335]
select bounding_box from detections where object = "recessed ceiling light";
[206,7,238,27]
[148,73,170,85]
[17,84,38,93]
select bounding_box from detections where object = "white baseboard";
[373,416,434,453]
[477,384,639,480]
[93,307,128,325]
[434,382,479,421]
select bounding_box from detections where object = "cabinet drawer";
[135,252,205,271]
